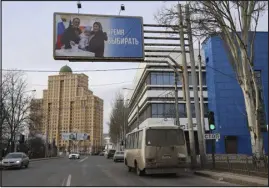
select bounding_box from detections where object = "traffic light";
[19,134,25,144]
[208,111,216,131]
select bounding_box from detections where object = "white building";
[127,47,209,154]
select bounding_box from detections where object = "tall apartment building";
[31,65,103,152]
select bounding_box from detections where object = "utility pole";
[45,118,49,158]
[178,3,197,167]
[136,105,139,128]
[198,39,207,154]
[123,106,125,150]
[185,4,206,167]
[174,72,180,126]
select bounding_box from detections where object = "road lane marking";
[61,178,66,186]
[82,162,88,176]
[66,174,71,186]
[79,157,88,163]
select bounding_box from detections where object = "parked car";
[113,151,124,162]
[99,152,104,156]
[68,153,80,159]
[106,149,116,159]
[0,152,30,169]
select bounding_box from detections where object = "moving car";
[68,153,80,159]
[0,152,30,169]
[113,151,124,162]
[106,149,116,159]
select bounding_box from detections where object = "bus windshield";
[146,129,185,146]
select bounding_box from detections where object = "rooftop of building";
[59,65,72,74]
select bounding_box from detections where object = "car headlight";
[16,161,21,163]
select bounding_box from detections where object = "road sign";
[204,133,220,140]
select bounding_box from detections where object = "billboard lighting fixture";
[119,4,125,15]
[121,4,125,11]
[77,1,82,9]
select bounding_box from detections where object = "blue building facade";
[202,32,268,155]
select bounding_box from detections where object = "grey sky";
[2,1,268,134]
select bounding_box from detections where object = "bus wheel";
[128,166,132,172]
[125,160,131,172]
[135,164,144,176]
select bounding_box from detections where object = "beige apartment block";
[31,65,103,152]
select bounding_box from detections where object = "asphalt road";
[1,156,240,186]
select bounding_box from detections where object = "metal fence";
[193,154,268,178]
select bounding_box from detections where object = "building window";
[150,103,210,119]
[190,103,196,118]
[151,73,157,85]
[150,72,187,86]
[204,103,209,117]
[178,103,186,118]
[163,73,170,85]
[202,72,207,85]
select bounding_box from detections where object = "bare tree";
[1,71,35,152]
[1,75,12,143]
[155,1,268,158]
[108,92,128,144]
[28,99,44,138]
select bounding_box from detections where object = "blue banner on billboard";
[53,13,144,61]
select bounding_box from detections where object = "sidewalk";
[194,170,268,186]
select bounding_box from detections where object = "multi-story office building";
[127,32,268,155]
[203,32,268,155]
[31,65,103,152]
[127,49,209,154]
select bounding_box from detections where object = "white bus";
[124,124,188,176]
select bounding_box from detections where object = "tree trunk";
[242,88,264,158]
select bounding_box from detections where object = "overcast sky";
[2,1,268,134]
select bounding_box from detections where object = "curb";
[194,171,268,186]
[30,156,63,162]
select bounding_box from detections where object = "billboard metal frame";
[53,12,145,62]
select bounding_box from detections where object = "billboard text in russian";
[53,13,144,62]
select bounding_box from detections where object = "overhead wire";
[1,67,144,73]
[30,81,133,88]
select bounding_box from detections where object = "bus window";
[138,131,143,149]
[126,135,130,149]
[146,129,185,146]
[134,132,138,149]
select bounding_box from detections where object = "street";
[1,156,240,186]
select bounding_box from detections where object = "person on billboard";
[69,133,76,140]
[86,22,108,57]
[78,26,92,50]
[61,18,82,49]
[83,134,88,140]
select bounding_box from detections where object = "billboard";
[61,133,89,141]
[53,12,144,62]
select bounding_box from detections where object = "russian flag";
[55,15,66,49]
